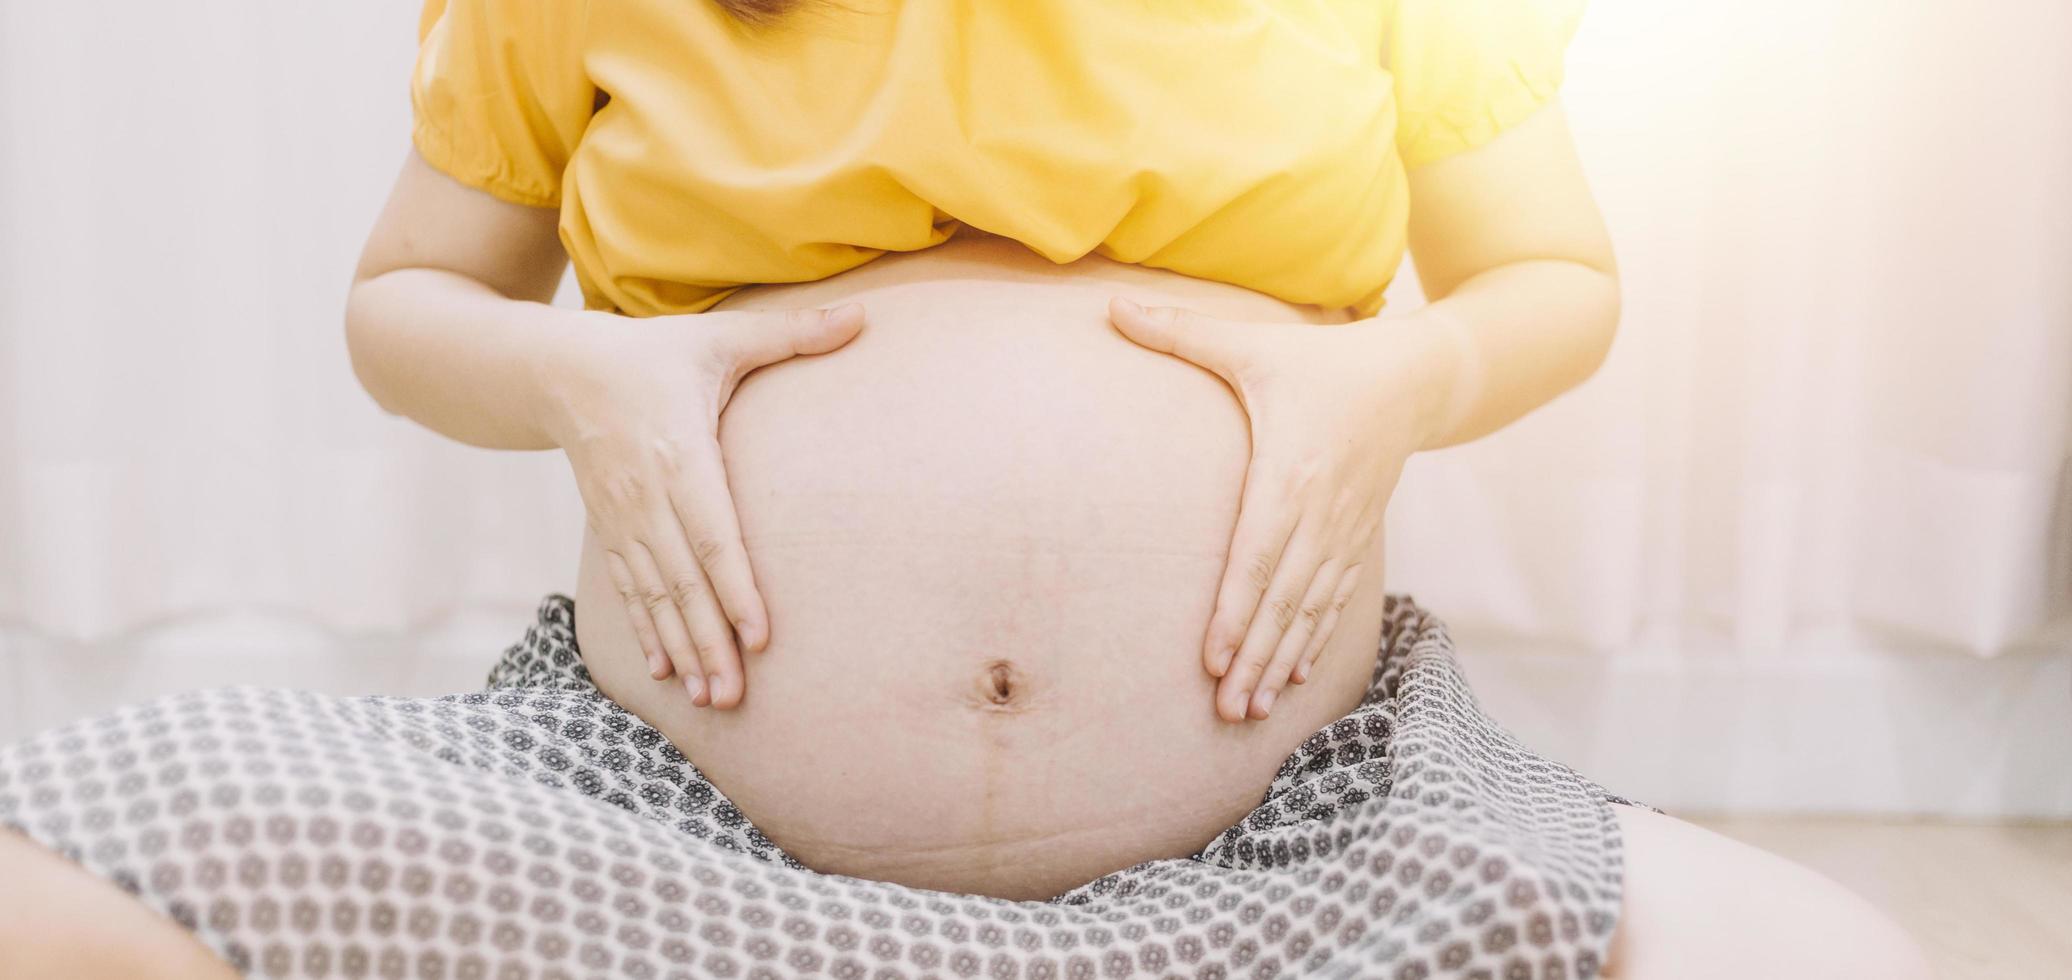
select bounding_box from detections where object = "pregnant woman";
[0,0,1930,977]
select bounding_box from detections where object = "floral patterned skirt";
[0,592,1647,979]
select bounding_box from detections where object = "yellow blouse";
[410,0,1585,318]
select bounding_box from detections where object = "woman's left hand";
[1107,296,1455,723]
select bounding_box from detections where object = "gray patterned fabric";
[0,593,1644,978]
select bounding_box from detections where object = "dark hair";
[714,0,800,25]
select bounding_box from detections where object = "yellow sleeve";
[1381,0,1588,171]
[410,0,596,208]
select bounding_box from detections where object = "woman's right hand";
[539,302,869,709]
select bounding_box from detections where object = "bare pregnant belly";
[575,229,1393,900]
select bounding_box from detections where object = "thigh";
[0,827,238,980]
[1603,804,1931,980]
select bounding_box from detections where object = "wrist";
[1378,307,1478,452]
[520,304,611,449]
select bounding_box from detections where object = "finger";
[1254,555,1345,705]
[605,549,670,680]
[1286,558,1352,685]
[1293,564,1363,684]
[1201,458,1301,679]
[1106,298,1244,383]
[717,303,868,370]
[645,510,746,710]
[624,539,708,706]
[1217,516,1327,723]
[665,444,769,656]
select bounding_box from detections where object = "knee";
[1605,805,1932,980]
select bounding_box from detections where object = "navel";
[973,659,1028,711]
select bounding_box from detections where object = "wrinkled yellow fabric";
[411,0,1585,318]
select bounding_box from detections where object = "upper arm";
[351,148,570,304]
[1378,0,1613,299]
[352,0,596,303]
[1403,100,1617,300]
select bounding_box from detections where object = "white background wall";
[2,0,2068,816]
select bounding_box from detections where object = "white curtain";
[0,1,584,639]
[2,2,2068,809]
[1385,0,2072,661]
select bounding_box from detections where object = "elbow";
[342,280,403,419]
[1559,226,1622,384]
[1577,265,1622,384]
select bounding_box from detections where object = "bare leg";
[0,828,239,980]
[1603,803,1933,979]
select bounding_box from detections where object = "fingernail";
[826,302,862,320]
[683,674,704,703]
[1254,689,1277,717]
[1114,297,1143,317]
[1209,645,1234,676]
[735,618,763,652]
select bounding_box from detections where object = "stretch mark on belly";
[975,661,1017,887]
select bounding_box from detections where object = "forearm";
[1396,258,1621,451]
[344,267,587,451]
